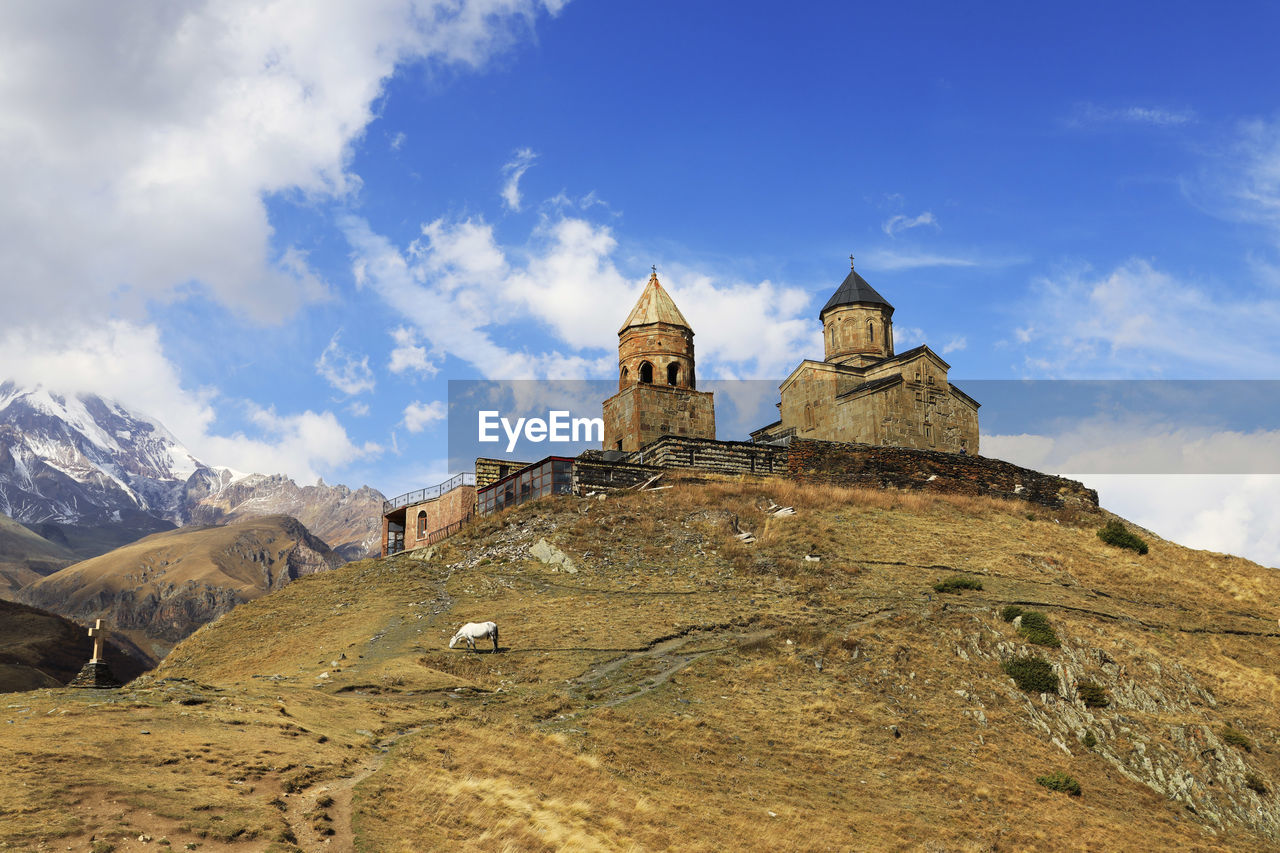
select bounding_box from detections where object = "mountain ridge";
[0,381,384,560]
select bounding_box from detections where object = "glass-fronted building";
[477,456,574,516]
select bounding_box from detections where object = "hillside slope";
[19,514,342,661]
[3,478,1280,851]
[0,599,149,692]
[0,511,74,597]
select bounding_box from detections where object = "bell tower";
[602,270,716,452]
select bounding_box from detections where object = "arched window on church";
[639,361,653,384]
[666,362,679,386]
[867,318,875,344]
[417,510,427,538]
[620,366,629,383]
[804,403,815,431]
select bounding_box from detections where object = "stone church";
[601,261,978,455]
[751,260,979,453]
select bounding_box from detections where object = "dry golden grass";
[4,477,1280,851]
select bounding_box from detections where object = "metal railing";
[383,472,476,514]
[424,512,474,545]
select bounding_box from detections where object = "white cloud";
[1069,103,1197,128]
[390,131,407,151]
[0,321,378,483]
[984,421,1280,568]
[316,331,375,396]
[347,401,371,417]
[942,336,967,354]
[860,249,982,271]
[403,400,447,432]
[500,147,538,212]
[1087,475,1280,569]
[894,325,927,349]
[984,420,1280,477]
[1219,118,1280,235]
[206,406,382,483]
[388,327,440,377]
[1013,259,1280,377]
[0,0,566,326]
[882,211,937,237]
[344,211,820,381]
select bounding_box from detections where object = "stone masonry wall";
[573,451,664,492]
[602,384,716,453]
[476,457,532,489]
[628,435,788,476]
[786,438,1097,509]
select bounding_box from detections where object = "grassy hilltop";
[2,478,1280,851]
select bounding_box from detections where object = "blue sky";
[3,1,1279,564]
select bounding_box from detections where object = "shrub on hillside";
[1076,679,1110,708]
[1082,730,1097,749]
[1222,725,1253,752]
[1000,605,1024,622]
[1017,610,1061,648]
[933,575,983,594]
[1246,772,1268,795]
[1004,656,1059,695]
[1036,771,1082,796]
[1097,519,1148,555]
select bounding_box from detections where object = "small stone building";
[602,271,716,452]
[752,261,980,453]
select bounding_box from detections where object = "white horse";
[449,621,499,652]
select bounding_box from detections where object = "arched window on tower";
[667,363,680,386]
[639,361,653,384]
[620,366,629,383]
[867,318,875,344]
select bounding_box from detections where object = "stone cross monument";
[68,618,123,689]
[88,619,107,662]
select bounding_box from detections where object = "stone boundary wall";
[786,438,1098,509]
[627,436,788,476]
[574,451,664,492]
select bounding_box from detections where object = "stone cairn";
[67,619,123,689]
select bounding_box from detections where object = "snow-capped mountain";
[0,382,383,559]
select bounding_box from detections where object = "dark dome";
[820,267,894,318]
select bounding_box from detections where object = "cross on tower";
[88,619,107,663]
[651,264,657,275]
[849,254,856,270]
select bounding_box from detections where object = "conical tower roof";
[619,271,692,334]
[820,260,893,318]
